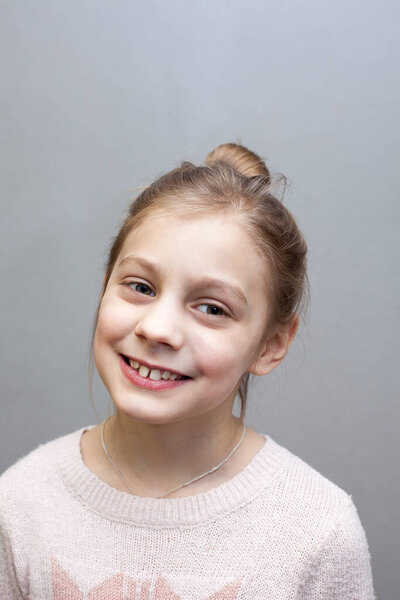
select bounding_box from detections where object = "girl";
[0,143,375,599]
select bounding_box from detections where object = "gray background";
[1,1,399,598]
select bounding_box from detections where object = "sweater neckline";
[58,424,285,527]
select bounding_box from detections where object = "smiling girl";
[0,143,375,598]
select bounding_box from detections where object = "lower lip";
[119,355,192,390]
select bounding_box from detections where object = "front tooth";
[149,369,162,381]
[134,363,183,381]
[138,365,149,377]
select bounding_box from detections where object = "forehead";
[123,213,263,272]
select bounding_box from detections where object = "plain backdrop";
[1,1,399,598]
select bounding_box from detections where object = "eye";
[125,281,155,296]
[123,282,229,317]
[197,303,229,318]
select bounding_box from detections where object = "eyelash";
[123,281,230,318]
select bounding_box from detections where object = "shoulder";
[266,434,351,502]
[255,435,375,596]
[0,425,92,520]
[280,449,376,598]
[262,435,366,549]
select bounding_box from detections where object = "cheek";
[96,301,133,343]
[195,329,255,378]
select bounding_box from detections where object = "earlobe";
[248,314,299,377]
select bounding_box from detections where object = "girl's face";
[94,213,273,425]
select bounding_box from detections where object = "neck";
[103,411,244,495]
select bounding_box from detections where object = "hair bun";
[205,142,270,180]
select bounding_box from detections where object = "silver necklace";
[101,416,246,499]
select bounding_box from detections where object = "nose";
[133,296,184,349]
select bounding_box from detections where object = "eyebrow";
[117,255,249,306]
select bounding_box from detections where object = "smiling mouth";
[120,355,191,381]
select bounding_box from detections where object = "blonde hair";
[87,142,309,422]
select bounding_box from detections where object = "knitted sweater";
[0,424,376,599]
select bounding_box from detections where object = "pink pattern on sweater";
[51,557,243,599]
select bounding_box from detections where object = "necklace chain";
[101,416,246,499]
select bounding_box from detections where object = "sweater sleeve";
[298,496,376,600]
[0,519,25,599]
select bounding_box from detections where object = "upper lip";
[122,354,191,378]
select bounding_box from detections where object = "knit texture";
[0,424,376,599]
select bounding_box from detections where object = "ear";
[247,314,299,377]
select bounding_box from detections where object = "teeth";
[129,359,185,381]
[138,365,149,377]
[149,369,161,381]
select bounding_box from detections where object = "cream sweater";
[0,424,376,599]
